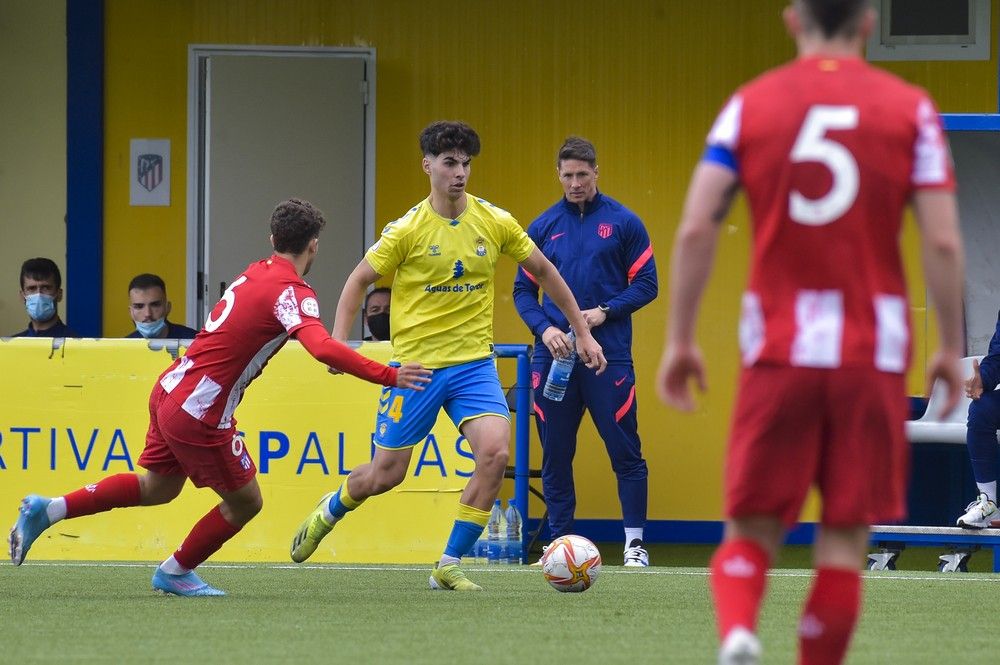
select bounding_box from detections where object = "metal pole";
[515,348,530,564]
[494,343,532,564]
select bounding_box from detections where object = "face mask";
[367,312,390,341]
[135,318,167,338]
[25,293,56,323]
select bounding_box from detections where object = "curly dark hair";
[20,257,61,290]
[557,136,597,168]
[419,121,481,158]
[270,198,326,254]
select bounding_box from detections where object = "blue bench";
[869,525,1000,572]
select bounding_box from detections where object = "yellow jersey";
[365,195,535,368]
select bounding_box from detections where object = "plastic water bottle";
[505,499,523,564]
[486,499,507,564]
[470,532,487,564]
[542,330,576,402]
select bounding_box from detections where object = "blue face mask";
[135,318,167,338]
[25,293,56,323]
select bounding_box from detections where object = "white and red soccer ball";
[541,534,602,592]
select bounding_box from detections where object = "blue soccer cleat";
[152,568,226,597]
[9,495,53,566]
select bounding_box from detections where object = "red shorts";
[137,384,257,493]
[725,365,909,527]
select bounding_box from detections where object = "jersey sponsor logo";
[429,244,441,256]
[300,297,320,318]
[424,281,485,294]
[550,232,566,240]
[597,223,613,239]
[452,260,465,278]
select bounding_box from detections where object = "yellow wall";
[0,339,473,562]
[0,0,67,336]
[100,0,999,523]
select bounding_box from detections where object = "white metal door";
[189,47,374,336]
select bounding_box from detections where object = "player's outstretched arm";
[294,324,431,390]
[519,247,607,374]
[657,162,737,411]
[912,189,965,416]
[332,259,382,342]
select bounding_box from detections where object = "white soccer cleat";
[956,492,1000,529]
[719,626,762,665]
[623,539,649,567]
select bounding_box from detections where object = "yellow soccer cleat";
[429,563,483,591]
[290,493,336,563]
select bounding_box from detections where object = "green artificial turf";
[2,554,998,664]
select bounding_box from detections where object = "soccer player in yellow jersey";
[291,120,606,590]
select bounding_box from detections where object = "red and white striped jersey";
[158,255,325,429]
[704,56,955,373]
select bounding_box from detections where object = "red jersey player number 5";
[789,105,859,226]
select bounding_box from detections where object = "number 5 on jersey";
[204,275,249,332]
[789,105,859,226]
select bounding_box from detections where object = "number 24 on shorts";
[378,391,404,422]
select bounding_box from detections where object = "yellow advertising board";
[0,338,478,563]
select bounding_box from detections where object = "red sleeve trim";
[627,245,654,284]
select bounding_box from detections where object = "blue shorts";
[373,357,510,449]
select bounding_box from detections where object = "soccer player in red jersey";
[8,198,431,596]
[656,2,965,663]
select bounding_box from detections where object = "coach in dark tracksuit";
[513,136,657,566]
[958,309,1000,528]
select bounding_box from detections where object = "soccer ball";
[541,534,602,592]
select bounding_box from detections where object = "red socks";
[173,505,242,570]
[798,568,861,665]
[64,473,141,518]
[710,538,771,640]
[712,539,861,665]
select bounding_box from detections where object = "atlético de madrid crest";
[137,153,163,192]
[597,223,613,239]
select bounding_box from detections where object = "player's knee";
[245,492,264,518]
[139,473,184,506]
[225,492,263,525]
[476,440,509,471]
[371,466,407,494]
[612,458,648,480]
